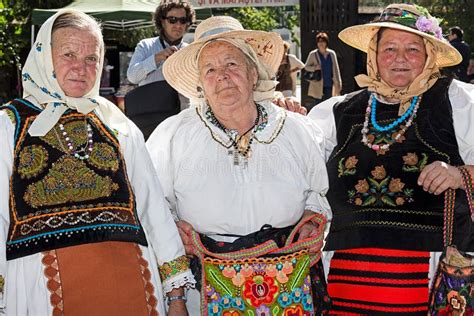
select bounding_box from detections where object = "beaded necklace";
[208,104,261,167]
[361,93,421,154]
[54,119,94,160]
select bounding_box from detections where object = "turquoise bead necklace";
[371,93,418,132]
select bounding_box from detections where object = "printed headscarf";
[22,9,128,136]
[355,32,441,114]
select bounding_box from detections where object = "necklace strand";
[361,94,421,153]
[56,119,93,160]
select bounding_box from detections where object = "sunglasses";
[163,16,189,25]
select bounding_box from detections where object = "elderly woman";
[146,16,331,315]
[308,4,474,314]
[0,10,194,315]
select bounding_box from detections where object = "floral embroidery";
[365,125,406,155]
[348,165,414,206]
[203,251,314,315]
[0,275,4,295]
[18,145,49,179]
[158,255,190,281]
[243,274,279,307]
[338,156,358,177]
[402,152,428,172]
[23,155,119,208]
[42,119,90,153]
[89,143,119,171]
[35,42,42,52]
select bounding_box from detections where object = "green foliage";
[228,7,278,32]
[104,27,156,49]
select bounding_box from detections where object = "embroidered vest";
[325,78,473,252]
[3,99,147,260]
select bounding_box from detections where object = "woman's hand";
[417,161,463,195]
[176,220,194,255]
[272,96,307,115]
[168,299,188,316]
[297,211,323,255]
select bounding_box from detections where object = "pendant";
[237,135,250,152]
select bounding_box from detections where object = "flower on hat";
[388,4,444,39]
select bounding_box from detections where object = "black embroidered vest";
[325,78,473,252]
[3,99,147,260]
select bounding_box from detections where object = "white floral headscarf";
[22,9,128,136]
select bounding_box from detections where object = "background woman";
[0,10,193,315]
[304,32,342,111]
[147,16,332,315]
[309,3,474,314]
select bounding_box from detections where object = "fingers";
[417,161,462,195]
[176,220,194,255]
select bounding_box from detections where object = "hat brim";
[339,22,462,68]
[163,30,284,102]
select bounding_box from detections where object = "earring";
[197,86,204,98]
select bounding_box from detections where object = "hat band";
[197,27,238,40]
[373,7,443,40]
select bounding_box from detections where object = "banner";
[190,0,298,8]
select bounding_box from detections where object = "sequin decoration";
[18,145,49,179]
[23,155,119,208]
[89,143,119,171]
[42,119,90,154]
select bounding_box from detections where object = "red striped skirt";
[327,248,430,315]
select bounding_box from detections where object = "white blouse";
[146,100,331,242]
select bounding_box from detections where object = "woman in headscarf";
[309,3,474,314]
[146,16,332,315]
[0,10,194,315]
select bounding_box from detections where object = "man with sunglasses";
[127,0,195,93]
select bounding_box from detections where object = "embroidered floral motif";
[203,251,314,315]
[2,107,17,125]
[35,42,42,52]
[18,145,49,179]
[402,152,428,172]
[42,119,90,153]
[348,165,414,206]
[158,255,190,281]
[23,155,119,208]
[0,274,4,295]
[365,126,406,155]
[89,143,119,171]
[338,156,358,177]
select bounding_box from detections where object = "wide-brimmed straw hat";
[162,15,284,101]
[339,3,461,68]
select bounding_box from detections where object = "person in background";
[445,26,471,82]
[127,0,195,108]
[304,32,342,112]
[276,42,305,97]
[309,3,473,314]
[147,15,332,315]
[0,9,194,315]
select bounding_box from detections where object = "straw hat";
[162,16,284,101]
[339,3,461,68]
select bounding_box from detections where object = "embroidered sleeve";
[158,255,196,293]
[0,274,4,306]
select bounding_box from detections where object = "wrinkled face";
[162,8,188,42]
[376,29,427,88]
[198,41,257,108]
[52,27,101,97]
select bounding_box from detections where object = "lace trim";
[162,271,196,294]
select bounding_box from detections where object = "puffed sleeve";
[308,95,346,161]
[0,108,15,312]
[299,115,332,221]
[450,80,474,165]
[118,119,195,292]
[127,39,161,85]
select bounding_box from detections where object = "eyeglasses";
[163,16,189,25]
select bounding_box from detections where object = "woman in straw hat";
[308,3,474,314]
[0,9,195,315]
[147,15,332,315]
